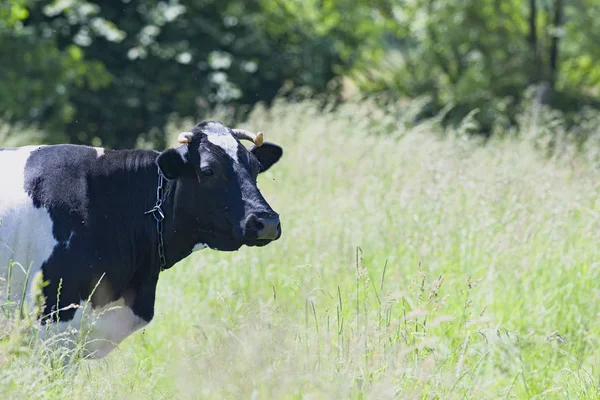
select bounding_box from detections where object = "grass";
[3,98,600,399]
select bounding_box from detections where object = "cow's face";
[155,121,283,251]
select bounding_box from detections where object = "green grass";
[3,99,600,399]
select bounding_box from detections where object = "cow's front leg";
[81,277,158,359]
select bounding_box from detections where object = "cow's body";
[0,121,282,358]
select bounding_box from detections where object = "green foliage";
[0,0,384,148]
[556,1,600,99]
[353,0,530,131]
[0,0,30,27]
[0,0,113,144]
[355,0,600,136]
[4,0,600,147]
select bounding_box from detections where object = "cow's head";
[155,121,283,251]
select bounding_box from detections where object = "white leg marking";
[94,147,105,158]
[49,299,148,359]
[192,242,208,252]
[207,134,239,162]
[0,146,57,304]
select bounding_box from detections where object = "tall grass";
[2,98,600,399]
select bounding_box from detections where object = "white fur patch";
[192,242,208,252]
[207,134,239,162]
[51,298,147,359]
[95,147,105,158]
[0,146,57,304]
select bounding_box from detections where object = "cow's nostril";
[255,220,265,232]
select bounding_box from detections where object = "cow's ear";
[251,143,283,173]
[157,148,188,180]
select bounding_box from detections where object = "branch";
[549,0,563,89]
[529,0,541,82]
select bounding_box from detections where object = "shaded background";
[1,0,598,148]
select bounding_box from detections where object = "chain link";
[144,168,167,271]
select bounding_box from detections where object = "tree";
[1,0,385,148]
[0,0,113,143]
[354,0,600,134]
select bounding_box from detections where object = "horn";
[177,132,194,144]
[232,129,264,147]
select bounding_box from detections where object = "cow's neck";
[159,179,208,270]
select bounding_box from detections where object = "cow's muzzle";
[244,213,282,242]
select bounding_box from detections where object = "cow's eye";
[201,168,214,177]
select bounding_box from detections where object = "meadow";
[2,99,600,399]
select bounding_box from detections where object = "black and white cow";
[0,121,283,358]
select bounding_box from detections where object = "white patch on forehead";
[192,242,208,252]
[0,146,57,304]
[95,147,105,158]
[207,133,239,162]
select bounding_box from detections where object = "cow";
[0,121,283,358]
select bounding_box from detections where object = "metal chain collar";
[145,168,167,272]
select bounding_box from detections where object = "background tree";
[2,0,600,146]
[1,0,383,148]
[354,0,600,135]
